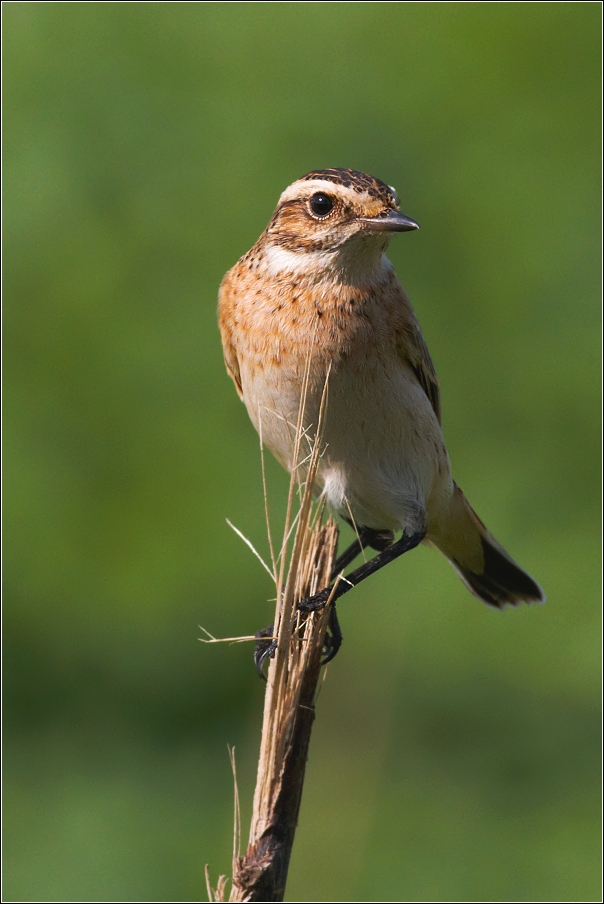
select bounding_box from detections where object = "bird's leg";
[299,527,427,614]
[253,527,371,677]
[331,538,364,577]
[331,526,395,579]
[331,529,370,577]
[322,527,394,664]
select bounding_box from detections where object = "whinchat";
[218,168,544,665]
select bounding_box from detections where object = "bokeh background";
[3,3,601,902]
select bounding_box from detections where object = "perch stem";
[227,366,336,902]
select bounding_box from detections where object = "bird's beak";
[358,210,420,233]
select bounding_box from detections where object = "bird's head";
[261,168,419,276]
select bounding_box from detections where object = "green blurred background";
[3,3,600,901]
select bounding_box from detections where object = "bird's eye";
[309,193,334,218]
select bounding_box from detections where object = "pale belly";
[240,353,452,535]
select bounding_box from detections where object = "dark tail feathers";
[432,483,545,609]
[454,533,545,609]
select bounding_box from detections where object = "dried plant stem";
[229,517,339,902]
[206,361,338,902]
[204,336,338,903]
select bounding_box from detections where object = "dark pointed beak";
[358,210,420,233]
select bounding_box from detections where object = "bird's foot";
[296,586,332,613]
[298,590,343,664]
[253,590,341,678]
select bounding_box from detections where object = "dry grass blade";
[229,746,242,881]
[225,519,275,581]
[258,411,277,580]
[198,627,266,645]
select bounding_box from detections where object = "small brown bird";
[218,168,543,665]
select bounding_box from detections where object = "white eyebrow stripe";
[278,179,344,203]
[277,179,376,208]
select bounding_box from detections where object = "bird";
[218,167,544,668]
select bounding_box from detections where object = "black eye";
[309,193,334,217]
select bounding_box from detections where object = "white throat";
[264,236,392,285]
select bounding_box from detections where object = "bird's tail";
[429,483,545,608]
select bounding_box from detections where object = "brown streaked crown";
[299,168,398,206]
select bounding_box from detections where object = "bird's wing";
[395,290,441,424]
[218,278,244,399]
[222,333,243,399]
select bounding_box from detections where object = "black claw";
[321,602,343,665]
[321,631,336,664]
[254,624,277,680]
